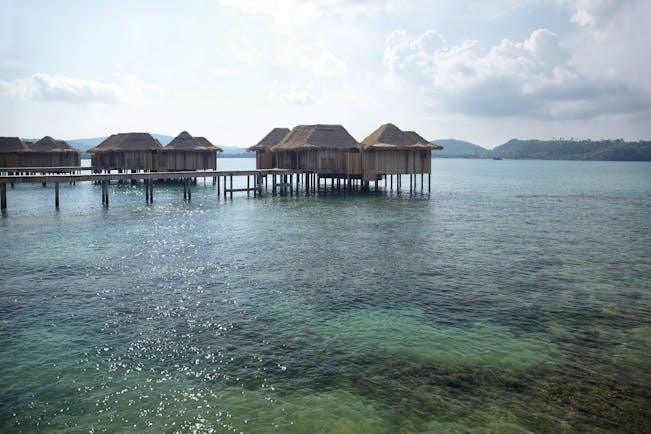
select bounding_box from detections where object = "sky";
[1,0,650,148]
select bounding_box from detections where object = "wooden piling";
[1,183,7,212]
[55,182,60,209]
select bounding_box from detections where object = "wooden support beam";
[55,182,60,209]
[1,183,7,212]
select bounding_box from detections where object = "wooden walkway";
[0,168,305,211]
[0,167,431,212]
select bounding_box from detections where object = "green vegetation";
[491,139,651,161]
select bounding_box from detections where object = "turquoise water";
[1,159,650,432]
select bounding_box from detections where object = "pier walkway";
[1,166,431,213]
[0,168,309,211]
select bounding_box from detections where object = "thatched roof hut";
[156,131,220,171]
[0,137,29,167]
[88,132,162,171]
[248,128,290,169]
[27,136,81,166]
[271,124,361,175]
[361,123,438,180]
[0,137,29,153]
[1,136,81,167]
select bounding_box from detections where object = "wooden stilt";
[230,175,233,199]
[55,182,60,209]
[1,183,7,212]
[102,180,109,207]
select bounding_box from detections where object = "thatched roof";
[0,137,29,152]
[247,128,290,152]
[361,123,414,149]
[195,137,223,152]
[30,136,80,153]
[362,124,443,150]
[272,125,359,151]
[165,131,223,152]
[403,131,444,150]
[88,133,162,153]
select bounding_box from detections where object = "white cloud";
[279,43,348,77]
[0,72,154,105]
[561,0,625,30]
[384,28,650,119]
[229,37,264,64]
[219,0,408,34]
[209,66,232,77]
[270,82,319,105]
[309,51,348,76]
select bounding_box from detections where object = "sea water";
[1,159,650,432]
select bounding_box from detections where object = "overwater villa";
[271,124,361,177]
[29,136,81,167]
[0,137,29,167]
[247,123,443,189]
[361,123,443,183]
[88,132,163,172]
[2,124,444,212]
[155,131,222,171]
[0,136,81,168]
[247,128,290,170]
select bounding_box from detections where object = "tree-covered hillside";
[491,139,651,161]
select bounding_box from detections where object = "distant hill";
[492,139,651,161]
[430,139,491,158]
